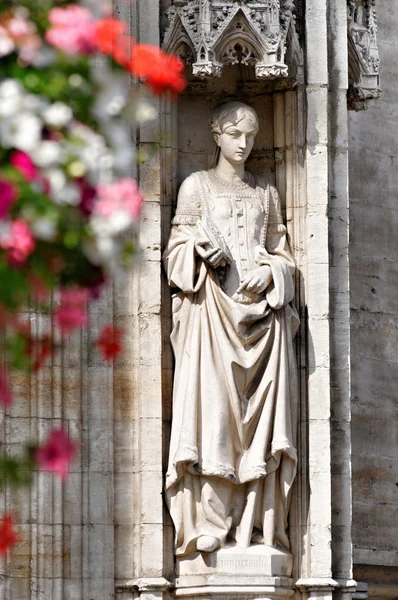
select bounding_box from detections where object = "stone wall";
[349,4,398,597]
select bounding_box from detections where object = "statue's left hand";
[237,266,273,294]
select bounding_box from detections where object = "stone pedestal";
[175,545,293,598]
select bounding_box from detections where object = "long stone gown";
[163,169,299,557]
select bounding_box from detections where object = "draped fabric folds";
[163,171,299,556]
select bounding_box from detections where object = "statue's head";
[209,101,259,167]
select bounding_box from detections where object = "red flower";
[94,18,131,67]
[0,179,18,219]
[0,515,17,555]
[0,367,12,407]
[35,428,77,479]
[26,334,52,372]
[130,44,187,95]
[96,325,123,360]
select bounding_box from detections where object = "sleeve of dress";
[255,185,295,309]
[163,175,208,293]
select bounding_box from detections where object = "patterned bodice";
[172,169,283,299]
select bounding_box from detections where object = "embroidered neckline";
[209,169,255,192]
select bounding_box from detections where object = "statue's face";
[215,114,257,165]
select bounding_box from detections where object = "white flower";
[83,237,114,263]
[42,102,73,128]
[135,99,157,124]
[44,168,67,195]
[0,27,15,58]
[0,112,42,151]
[90,212,132,237]
[31,218,57,241]
[23,94,47,113]
[93,71,129,120]
[53,183,80,206]
[0,79,24,117]
[31,140,63,168]
[101,120,133,175]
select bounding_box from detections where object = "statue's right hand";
[195,240,227,268]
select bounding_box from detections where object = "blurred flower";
[53,182,80,206]
[130,44,186,95]
[35,428,77,479]
[31,140,63,168]
[77,178,96,216]
[0,112,42,152]
[42,102,73,128]
[10,151,38,182]
[135,99,157,124]
[45,5,96,55]
[30,218,57,241]
[95,178,142,220]
[0,10,41,63]
[0,180,18,219]
[0,367,12,407]
[8,15,33,39]
[28,334,52,372]
[55,288,87,333]
[0,220,35,265]
[0,79,24,118]
[94,18,131,67]
[0,26,15,57]
[44,168,66,196]
[96,325,123,360]
[0,515,17,554]
[29,275,49,303]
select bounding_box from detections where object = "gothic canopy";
[162,0,381,108]
[163,0,297,79]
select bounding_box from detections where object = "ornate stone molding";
[347,0,382,110]
[163,0,299,80]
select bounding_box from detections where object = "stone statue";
[163,101,299,557]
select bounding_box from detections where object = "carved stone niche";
[163,0,299,80]
[347,0,382,110]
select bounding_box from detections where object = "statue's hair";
[209,101,259,137]
[209,101,259,167]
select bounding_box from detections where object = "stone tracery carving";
[347,0,381,110]
[163,0,298,80]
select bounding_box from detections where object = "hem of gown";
[165,448,297,491]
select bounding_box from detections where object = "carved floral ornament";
[347,0,381,110]
[162,0,297,80]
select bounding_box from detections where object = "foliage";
[0,0,186,554]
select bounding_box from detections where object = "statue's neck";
[214,155,245,184]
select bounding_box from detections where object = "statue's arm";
[265,185,294,270]
[251,182,295,308]
[163,174,210,293]
[171,175,202,226]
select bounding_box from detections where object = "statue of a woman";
[163,102,299,557]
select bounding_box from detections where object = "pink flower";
[10,151,38,182]
[0,180,18,219]
[0,367,12,407]
[45,5,96,54]
[35,428,77,479]
[8,16,34,39]
[55,287,87,334]
[95,178,143,220]
[0,220,35,265]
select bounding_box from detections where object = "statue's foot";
[251,531,264,544]
[196,535,220,553]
